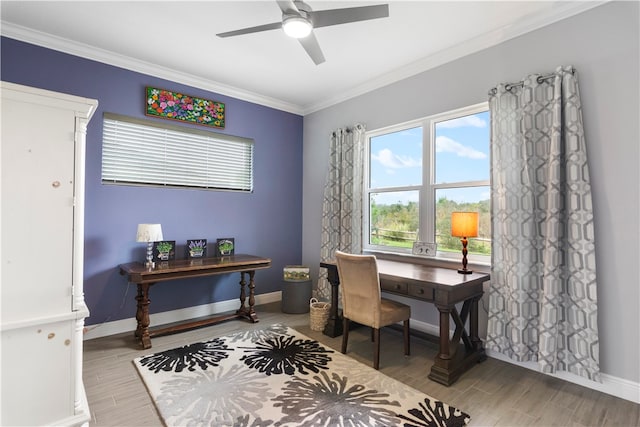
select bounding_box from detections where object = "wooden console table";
[120,254,271,349]
[320,259,489,386]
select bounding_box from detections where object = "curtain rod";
[488,67,575,96]
[332,123,364,137]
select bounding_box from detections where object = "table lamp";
[136,224,163,268]
[451,212,478,274]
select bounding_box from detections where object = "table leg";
[135,283,152,349]
[134,284,143,338]
[436,305,452,361]
[238,271,247,312]
[323,264,343,338]
[237,271,259,323]
[470,295,487,360]
[247,270,258,322]
[429,296,486,385]
[428,304,455,385]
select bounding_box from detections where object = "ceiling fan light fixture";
[283,15,312,38]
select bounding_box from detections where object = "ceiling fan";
[216,1,389,65]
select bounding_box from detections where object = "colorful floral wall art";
[145,87,225,128]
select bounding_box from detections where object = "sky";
[369,110,490,205]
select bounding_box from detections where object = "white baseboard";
[83,297,639,404]
[409,318,441,337]
[407,318,639,404]
[82,291,282,341]
[486,349,640,404]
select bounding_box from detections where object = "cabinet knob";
[52,181,61,188]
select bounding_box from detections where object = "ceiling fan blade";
[298,32,325,65]
[216,22,282,38]
[310,4,389,28]
[276,0,300,15]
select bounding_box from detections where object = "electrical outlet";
[412,242,437,257]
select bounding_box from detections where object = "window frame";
[363,102,490,264]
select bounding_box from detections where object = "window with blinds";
[102,113,254,192]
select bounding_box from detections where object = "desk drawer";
[381,279,408,295]
[408,283,434,301]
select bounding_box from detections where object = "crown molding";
[0,21,304,115]
[2,1,607,116]
[301,0,608,115]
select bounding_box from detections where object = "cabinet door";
[1,101,76,322]
[1,321,74,426]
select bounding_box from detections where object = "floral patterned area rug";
[133,324,470,427]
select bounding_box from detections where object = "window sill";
[363,249,491,274]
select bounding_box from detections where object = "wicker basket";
[309,298,331,331]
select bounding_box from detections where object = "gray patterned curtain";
[485,66,600,381]
[316,124,365,301]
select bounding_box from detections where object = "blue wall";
[1,37,304,326]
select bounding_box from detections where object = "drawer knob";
[395,284,401,290]
[418,288,424,294]
[52,181,61,188]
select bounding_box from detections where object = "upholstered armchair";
[335,250,411,369]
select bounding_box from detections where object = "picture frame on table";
[152,240,176,262]
[215,238,235,257]
[186,239,207,259]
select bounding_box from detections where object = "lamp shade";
[451,212,478,238]
[136,224,163,242]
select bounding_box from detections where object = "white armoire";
[1,82,98,426]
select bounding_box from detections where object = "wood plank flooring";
[83,302,639,426]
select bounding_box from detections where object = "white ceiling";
[0,1,603,115]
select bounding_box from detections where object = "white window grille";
[364,103,491,263]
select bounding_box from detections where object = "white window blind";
[102,113,254,191]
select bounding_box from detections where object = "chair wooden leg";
[373,328,380,370]
[404,319,410,356]
[341,317,350,354]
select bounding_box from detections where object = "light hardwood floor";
[83,302,639,426]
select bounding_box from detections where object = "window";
[102,113,254,191]
[364,103,491,263]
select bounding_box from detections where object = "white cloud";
[437,115,487,129]
[436,136,487,159]
[372,148,421,169]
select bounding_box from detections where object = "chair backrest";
[335,250,382,327]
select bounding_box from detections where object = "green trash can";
[282,266,312,314]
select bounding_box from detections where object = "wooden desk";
[120,254,271,349]
[320,259,489,386]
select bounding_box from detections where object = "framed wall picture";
[145,87,225,129]
[152,240,176,262]
[215,238,235,257]
[186,239,207,258]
